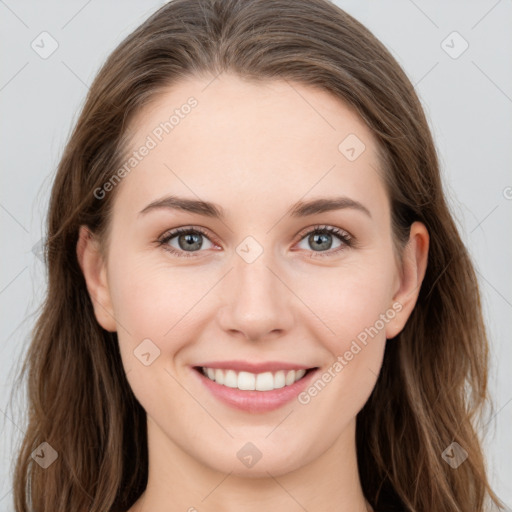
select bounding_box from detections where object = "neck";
[129,417,371,512]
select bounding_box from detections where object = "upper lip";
[194,360,317,373]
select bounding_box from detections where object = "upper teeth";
[202,367,307,391]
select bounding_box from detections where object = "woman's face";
[81,73,426,477]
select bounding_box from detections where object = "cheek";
[108,252,210,334]
[298,257,396,350]
[106,250,224,380]
[293,257,395,412]
[107,254,208,405]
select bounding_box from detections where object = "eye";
[157,227,217,258]
[295,225,353,257]
[157,224,353,259]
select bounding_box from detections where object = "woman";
[12,0,505,510]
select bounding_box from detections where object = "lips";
[191,360,319,413]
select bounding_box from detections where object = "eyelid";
[158,225,218,244]
[156,225,221,258]
[292,224,354,258]
[294,224,352,242]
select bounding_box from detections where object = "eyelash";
[156,224,353,259]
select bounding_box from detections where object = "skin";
[77,73,428,512]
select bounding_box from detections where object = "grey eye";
[297,231,343,252]
[166,231,214,252]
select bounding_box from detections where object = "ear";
[385,221,429,339]
[76,225,117,332]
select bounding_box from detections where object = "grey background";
[1,0,511,509]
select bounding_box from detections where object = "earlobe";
[76,225,117,332]
[385,221,429,340]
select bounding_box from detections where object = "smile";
[192,364,319,413]
[199,367,310,391]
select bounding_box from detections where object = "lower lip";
[192,367,319,413]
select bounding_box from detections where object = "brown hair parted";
[11,0,503,511]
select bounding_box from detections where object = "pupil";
[311,233,332,251]
[180,233,202,251]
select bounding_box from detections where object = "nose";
[217,244,295,342]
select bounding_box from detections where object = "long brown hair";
[11,0,504,510]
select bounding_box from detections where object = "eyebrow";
[138,195,371,219]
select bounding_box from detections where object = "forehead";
[114,73,387,219]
